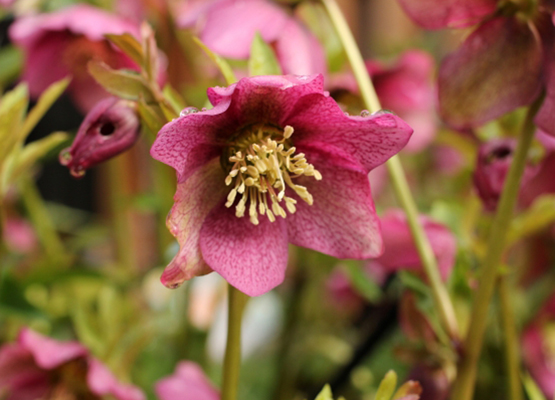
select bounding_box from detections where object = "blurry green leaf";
[315,384,334,400]
[3,131,69,191]
[248,32,282,76]
[72,299,105,355]
[88,60,155,102]
[344,261,381,302]
[0,46,23,88]
[19,77,70,144]
[98,285,121,344]
[507,195,555,246]
[141,22,159,84]
[137,99,165,136]
[398,271,430,297]
[193,36,237,85]
[163,84,186,114]
[392,380,422,400]
[522,372,546,400]
[375,370,398,400]
[0,274,45,318]
[0,83,29,163]
[105,33,144,67]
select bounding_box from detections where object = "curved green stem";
[221,284,249,400]
[451,99,541,400]
[321,0,459,341]
[498,275,524,400]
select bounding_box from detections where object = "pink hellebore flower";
[178,0,326,75]
[366,50,437,152]
[522,293,555,398]
[398,0,555,134]
[367,209,456,281]
[155,362,219,400]
[59,97,141,177]
[9,5,140,113]
[0,328,145,400]
[150,74,413,296]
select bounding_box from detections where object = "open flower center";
[223,124,322,225]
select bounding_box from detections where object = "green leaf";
[375,370,398,400]
[163,84,186,114]
[507,195,555,246]
[248,32,282,76]
[522,372,546,400]
[0,83,29,163]
[0,274,45,318]
[314,384,334,400]
[344,261,381,302]
[0,46,23,88]
[137,100,165,137]
[88,60,155,102]
[105,33,144,67]
[193,36,237,85]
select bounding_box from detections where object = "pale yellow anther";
[224,124,321,224]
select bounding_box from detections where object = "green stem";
[451,99,541,400]
[321,0,459,340]
[221,284,249,400]
[498,275,523,400]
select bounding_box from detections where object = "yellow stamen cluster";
[224,125,322,225]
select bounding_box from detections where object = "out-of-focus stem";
[451,99,540,400]
[321,0,459,341]
[221,284,249,400]
[498,275,524,400]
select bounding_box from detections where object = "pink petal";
[199,203,289,297]
[287,97,413,172]
[438,17,543,129]
[0,344,50,399]
[160,159,227,289]
[397,0,497,29]
[535,57,555,136]
[87,358,146,400]
[372,209,456,280]
[286,142,383,259]
[274,19,326,75]
[155,362,219,400]
[198,0,289,59]
[18,329,88,370]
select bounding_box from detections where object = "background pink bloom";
[178,0,326,75]
[150,74,412,296]
[3,217,37,253]
[155,361,219,400]
[9,5,140,112]
[0,328,145,400]
[522,294,555,398]
[368,209,456,281]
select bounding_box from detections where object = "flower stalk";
[451,98,541,400]
[221,284,249,400]
[321,0,459,341]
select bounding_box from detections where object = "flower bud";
[59,97,140,178]
[473,138,537,212]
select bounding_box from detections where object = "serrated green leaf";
[314,384,334,400]
[375,371,398,400]
[88,60,155,102]
[105,33,144,67]
[193,36,237,85]
[0,84,29,163]
[248,32,282,76]
[0,45,23,88]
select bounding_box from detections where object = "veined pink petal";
[199,204,289,297]
[286,142,383,259]
[18,329,88,370]
[160,159,227,289]
[155,362,219,400]
[287,97,413,172]
[87,359,146,400]
[274,19,326,75]
[199,0,289,59]
[439,17,543,129]
[397,0,497,29]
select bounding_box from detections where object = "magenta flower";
[366,50,437,152]
[59,97,141,177]
[155,361,219,400]
[367,209,456,281]
[0,328,145,400]
[178,0,326,75]
[522,293,555,398]
[398,0,555,134]
[150,74,412,296]
[9,5,140,112]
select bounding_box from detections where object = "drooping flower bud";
[472,138,536,211]
[59,97,140,178]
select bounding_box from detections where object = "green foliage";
[248,32,282,76]
[193,36,237,85]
